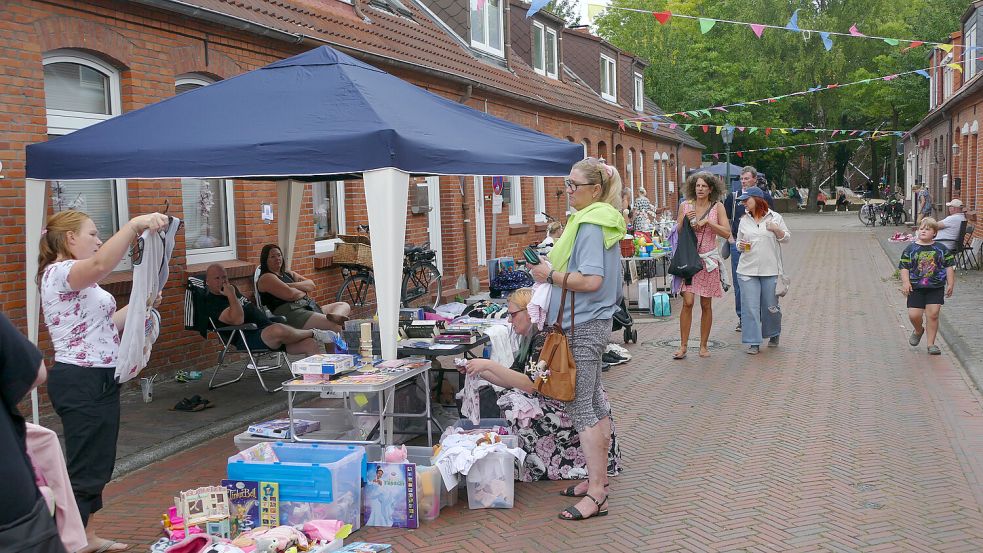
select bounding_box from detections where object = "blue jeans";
[737,274,781,344]
[730,243,742,318]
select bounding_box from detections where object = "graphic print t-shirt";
[898,242,954,288]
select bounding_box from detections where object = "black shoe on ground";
[601,352,626,366]
[735,322,742,332]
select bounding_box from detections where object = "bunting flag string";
[621,53,976,125]
[630,6,981,54]
[700,135,893,159]
[627,123,909,137]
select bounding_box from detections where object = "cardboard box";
[291,354,356,375]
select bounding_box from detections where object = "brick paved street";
[91,214,983,552]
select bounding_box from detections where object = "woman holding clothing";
[735,187,791,354]
[38,209,168,553]
[529,157,626,521]
[673,172,731,359]
[256,244,350,331]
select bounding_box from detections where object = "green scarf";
[548,202,627,272]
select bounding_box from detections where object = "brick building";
[904,0,983,246]
[0,0,702,404]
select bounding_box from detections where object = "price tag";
[492,194,504,214]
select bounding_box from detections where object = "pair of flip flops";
[170,395,214,412]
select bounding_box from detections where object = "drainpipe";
[458,85,477,293]
[351,0,372,24]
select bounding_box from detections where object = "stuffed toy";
[383,445,408,463]
[254,537,280,553]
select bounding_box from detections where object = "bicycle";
[858,198,877,226]
[334,225,443,312]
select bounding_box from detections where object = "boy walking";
[899,218,955,355]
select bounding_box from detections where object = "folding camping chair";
[951,221,979,270]
[184,276,288,393]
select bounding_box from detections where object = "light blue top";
[546,223,622,330]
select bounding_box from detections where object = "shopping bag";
[667,218,702,284]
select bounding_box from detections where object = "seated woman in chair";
[256,244,351,331]
[458,288,622,486]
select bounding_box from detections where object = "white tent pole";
[276,180,305,269]
[25,179,48,425]
[363,168,409,360]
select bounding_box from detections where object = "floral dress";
[679,201,724,299]
[497,332,623,482]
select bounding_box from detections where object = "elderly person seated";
[256,244,351,331]
[203,264,337,355]
[936,199,968,251]
[457,288,622,486]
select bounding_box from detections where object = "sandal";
[699,348,711,358]
[558,493,608,521]
[672,349,687,360]
[559,483,608,498]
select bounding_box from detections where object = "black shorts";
[907,287,945,309]
[227,329,287,352]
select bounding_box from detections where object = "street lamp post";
[722,124,736,219]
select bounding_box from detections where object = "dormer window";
[600,54,616,102]
[471,0,504,57]
[532,21,558,79]
[633,72,644,111]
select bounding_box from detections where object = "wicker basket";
[334,234,373,267]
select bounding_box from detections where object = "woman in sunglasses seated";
[256,244,350,331]
[458,288,622,485]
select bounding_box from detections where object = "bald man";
[202,264,335,354]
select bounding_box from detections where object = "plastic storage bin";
[362,445,457,521]
[466,452,515,509]
[234,408,361,451]
[448,418,518,448]
[228,442,366,530]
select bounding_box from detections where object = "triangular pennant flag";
[683,124,692,130]
[737,126,746,131]
[831,130,839,137]
[849,24,864,37]
[827,83,839,88]
[938,43,954,53]
[653,11,672,25]
[915,69,930,79]
[871,131,878,138]
[750,23,765,38]
[652,122,660,132]
[748,127,758,134]
[701,110,712,117]
[768,98,777,103]
[699,18,716,34]
[633,121,643,132]
[669,123,678,130]
[779,128,789,134]
[701,124,709,133]
[736,151,744,158]
[525,0,548,17]
[748,101,760,106]
[765,127,772,136]
[948,62,963,73]
[715,126,722,135]
[904,41,925,51]
[859,131,869,136]
[618,120,626,132]
[883,74,898,81]
[714,106,729,112]
[849,130,859,136]
[713,153,720,160]
[820,32,833,51]
[680,112,691,119]
[883,38,900,46]
[786,9,800,32]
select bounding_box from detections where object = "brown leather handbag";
[533,274,577,401]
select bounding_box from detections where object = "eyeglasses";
[506,308,527,319]
[564,178,595,191]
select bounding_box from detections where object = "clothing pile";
[890,232,914,242]
[432,427,526,492]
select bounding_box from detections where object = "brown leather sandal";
[558,493,608,521]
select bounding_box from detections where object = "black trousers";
[47,363,121,526]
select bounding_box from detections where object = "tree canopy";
[595,0,967,200]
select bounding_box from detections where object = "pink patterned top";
[41,260,120,367]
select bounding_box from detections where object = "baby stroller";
[612,298,637,344]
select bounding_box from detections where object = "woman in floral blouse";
[458,288,622,484]
[38,209,168,553]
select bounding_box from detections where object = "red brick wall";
[1,0,702,415]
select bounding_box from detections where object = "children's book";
[338,543,392,553]
[222,480,279,535]
[362,462,418,529]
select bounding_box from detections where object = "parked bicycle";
[334,225,442,312]
[858,198,879,227]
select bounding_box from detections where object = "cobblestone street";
[93,213,983,552]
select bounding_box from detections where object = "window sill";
[534,222,548,232]
[100,272,134,296]
[509,223,531,235]
[186,259,256,280]
[314,252,336,270]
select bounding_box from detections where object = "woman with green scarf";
[528,157,626,521]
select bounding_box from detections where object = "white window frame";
[967,24,978,80]
[930,64,938,109]
[532,22,546,75]
[314,181,347,254]
[540,25,559,79]
[43,50,130,270]
[533,176,546,222]
[636,155,643,205]
[175,74,213,94]
[600,54,617,102]
[470,0,504,57]
[633,72,645,112]
[943,52,955,100]
[182,178,238,265]
[508,175,522,224]
[626,150,634,192]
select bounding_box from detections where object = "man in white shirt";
[936,199,967,250]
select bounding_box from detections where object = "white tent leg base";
[363,168,409,360]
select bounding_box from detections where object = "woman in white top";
[735,187,790,355]
[38,209,168,553]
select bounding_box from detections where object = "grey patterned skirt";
[563,317,613,432]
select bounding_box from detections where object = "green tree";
[544,0,579,25]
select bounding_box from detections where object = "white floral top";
[41,260,119,367]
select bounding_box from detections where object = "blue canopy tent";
[24,45,583,363]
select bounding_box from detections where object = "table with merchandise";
[399,333,490,415]
[622,252,671,311]
[283,357,435,447]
